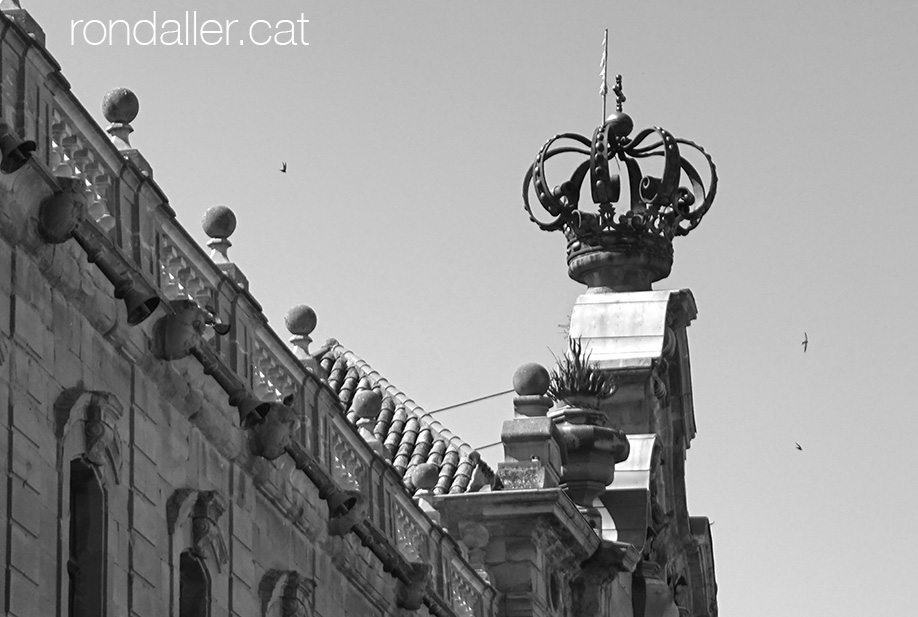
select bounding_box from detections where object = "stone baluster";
[53,134,79,177]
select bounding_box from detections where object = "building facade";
[0,4,716,617]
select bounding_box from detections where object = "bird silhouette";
[801,332,808,353]
[280,162,287,173]
[795,442,803,451]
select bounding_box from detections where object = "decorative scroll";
[50,107,116,232]
[523,118,717,241]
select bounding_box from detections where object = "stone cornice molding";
[434,488,599,553]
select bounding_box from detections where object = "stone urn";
[546,338,630,520]
[549,401,630,510]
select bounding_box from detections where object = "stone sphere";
[101,88,139,124]
[512,362,550,396]
[352,389,382,420]
[284,304,317,336]
[201,205,236,239]
[411,462,440,490]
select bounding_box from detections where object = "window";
[68,458,107,617]
[179,551,211,617]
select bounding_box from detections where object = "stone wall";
[0,7,494,617]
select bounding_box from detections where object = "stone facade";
[0,4,716,617]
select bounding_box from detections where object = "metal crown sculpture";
[523,83,718,291]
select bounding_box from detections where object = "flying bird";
[795,442,803,451]
[801,332,808,353]
[280,162,287,173]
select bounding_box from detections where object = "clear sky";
[25,1,918,614]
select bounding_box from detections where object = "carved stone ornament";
[634,561,680,617]
[396,561,431,611]
[248,400,299,460]
[167,489,229,571]
[259,570,315,617]
[54,389,124,484]
[152,299,207,360]
[152,298,230,361]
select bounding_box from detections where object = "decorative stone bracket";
[248,399,299,460]
[396,561,431,610]
[54,389,124,485]
[572,539,640,616]
[152,298,228,361]
[38,176,160,325]
[151,299,299,458]
[167,488,229,571]
[259,570,316,617]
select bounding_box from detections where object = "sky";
[22,1,918,614]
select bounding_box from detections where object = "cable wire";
[425,389,514,417]
[472,440,502,451]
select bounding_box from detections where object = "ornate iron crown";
[522,109,718,289]
[523,111,717,240]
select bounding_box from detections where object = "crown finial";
[522,92,717,291]
[613,74,625,112]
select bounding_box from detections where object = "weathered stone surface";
[497,461,559,490]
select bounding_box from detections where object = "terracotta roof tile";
[313,340,496,497]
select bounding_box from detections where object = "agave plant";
[547,338,616,408]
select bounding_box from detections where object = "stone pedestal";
[432,490,598,617]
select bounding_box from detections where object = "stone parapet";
[0,8,496,616]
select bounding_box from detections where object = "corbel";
[166,488,229,571]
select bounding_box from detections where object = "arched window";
[68,458,107,617]
[167,489,225,617]
[180,551,211,617]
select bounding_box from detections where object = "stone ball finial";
[512,362,550,396]
[202,205,237,240]
[101,87,139,124]
[284,304,317,336]
[411,463,440,491]
[352,389,382,420]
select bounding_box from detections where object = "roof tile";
[314,341,495,497]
